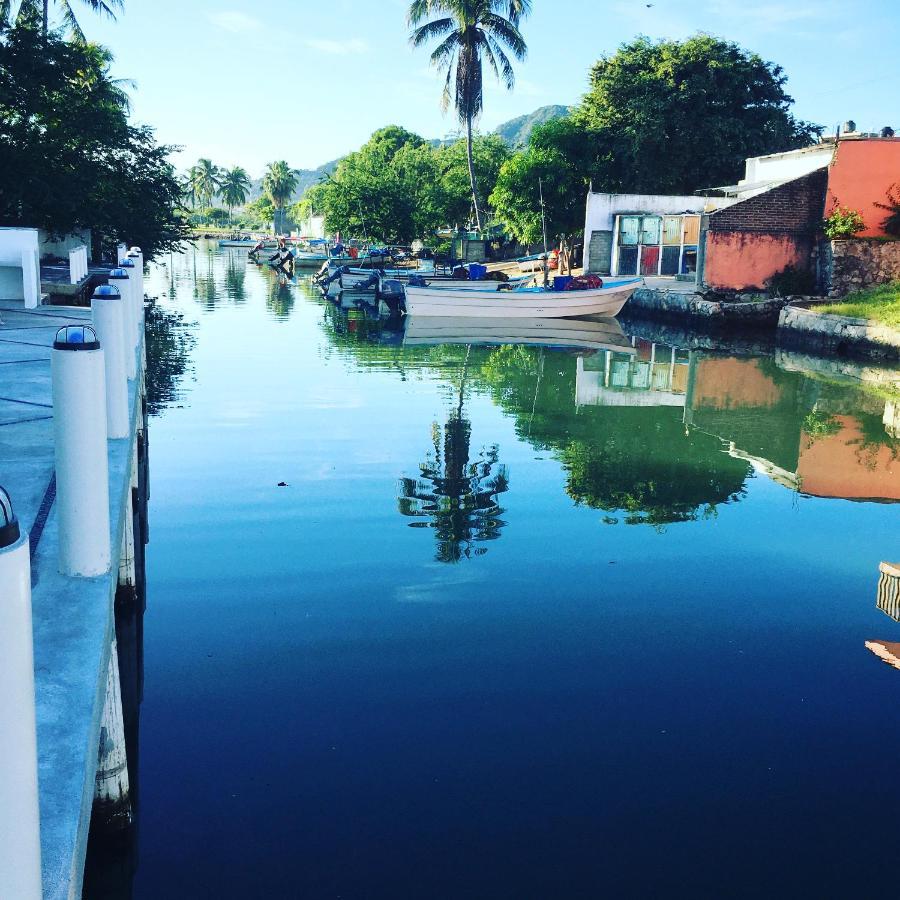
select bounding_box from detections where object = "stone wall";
[819,239,900,297]
[778,303,900,359]
[630,288,790,325]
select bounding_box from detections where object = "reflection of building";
[576,340,691,408]
[684,354,900,502]
[798,416,900,501]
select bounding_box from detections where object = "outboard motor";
[321,265,349,289]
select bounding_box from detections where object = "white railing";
[0,227,41,309]
[68,244,88,284]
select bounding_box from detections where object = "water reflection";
[143,299,196,414]
[399,347,509,562]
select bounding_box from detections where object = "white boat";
[517,253,557,274]
[404,277,641,318]
[403,316,635,352]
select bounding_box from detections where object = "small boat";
[404,277,641,318]
[517,252,557,274]
[219,238,278,249]
[403,316,635,353]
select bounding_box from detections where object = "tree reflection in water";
[144,299,196,414]
[399,348,509,562]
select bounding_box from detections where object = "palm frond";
[410,16,453,47]
[486,35,515,89]
[482,13,527,59]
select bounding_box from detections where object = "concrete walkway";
[0,299,140,899]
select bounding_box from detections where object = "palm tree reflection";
[399,347,509,562]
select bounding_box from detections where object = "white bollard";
[116,243,127,265]
[118,258,139,353]
[51,326,111,577]
[91,285,129,439]
[129,246,144,276]
[0,489,42,900]
[127,251,144,336]
[107,269,136,381]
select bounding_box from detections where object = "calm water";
[121,244,898,897]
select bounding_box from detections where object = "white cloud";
[304,37,369,56]
[209,11,262,34]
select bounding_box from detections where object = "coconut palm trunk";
[465,113,483,231]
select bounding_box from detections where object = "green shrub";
[766,264,816,297]
[875,184,900,238]
[823,206,865,239]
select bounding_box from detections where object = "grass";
[817,281,900,328]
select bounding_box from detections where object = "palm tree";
[263,161,299,235]
[191,159,221,222]
[219,166,251,225]
[408,0,530,232]
[2,0,123,38]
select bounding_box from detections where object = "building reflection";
[866,563,900,671]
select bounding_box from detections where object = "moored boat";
[404,277,641,318]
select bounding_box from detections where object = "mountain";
[493,104,571,148]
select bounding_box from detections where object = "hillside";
[249,158,341,204]
[493,104,570,147]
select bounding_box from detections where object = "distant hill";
[493,104,571,147]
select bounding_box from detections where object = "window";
[618,217,639,246]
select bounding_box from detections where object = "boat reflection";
[403,315,634,353]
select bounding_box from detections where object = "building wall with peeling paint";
[701,170,827,291]
[704,232,814,291]
[824,138,900,238]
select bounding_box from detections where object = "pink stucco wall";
[825,139,900,238]
[703,231,811,291]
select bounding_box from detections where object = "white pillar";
[21,248,39,309]
[107,270,136,380]
[119,258,140,354]
[91,285,129,440]
[117,243,128,265]
[127,251,144,341]
[51,326,111,577]
[0,490,42,900]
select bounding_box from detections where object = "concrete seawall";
[0,298,147,899]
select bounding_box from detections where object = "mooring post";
[107,268,137,381]
[94,638,132,833]
[127,250,146,370]
[118,258,139,361]
[116,242,128,265]
[0,488,42,900]
[51,325,111,577]
[91,285,129,440]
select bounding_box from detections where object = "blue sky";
[62,0,900,176]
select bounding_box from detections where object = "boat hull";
[403,280,639,318]
[403,316,635,352]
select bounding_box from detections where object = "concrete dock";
[0,298,146,899]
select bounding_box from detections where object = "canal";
[100,243,899,897]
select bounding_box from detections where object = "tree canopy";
[572,34,821,194]
[0,15,187,257]
[307,126,511,243]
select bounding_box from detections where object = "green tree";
[571,34,821,194]
[314,126,433,243]
[2,0,123,39]
[490,119,590,268]
[0,16,187,257]
[190,158,221,219]
[435,133,510,227]
[263,160,299,234]
[219,166,251,224]
[408,0,530,231]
